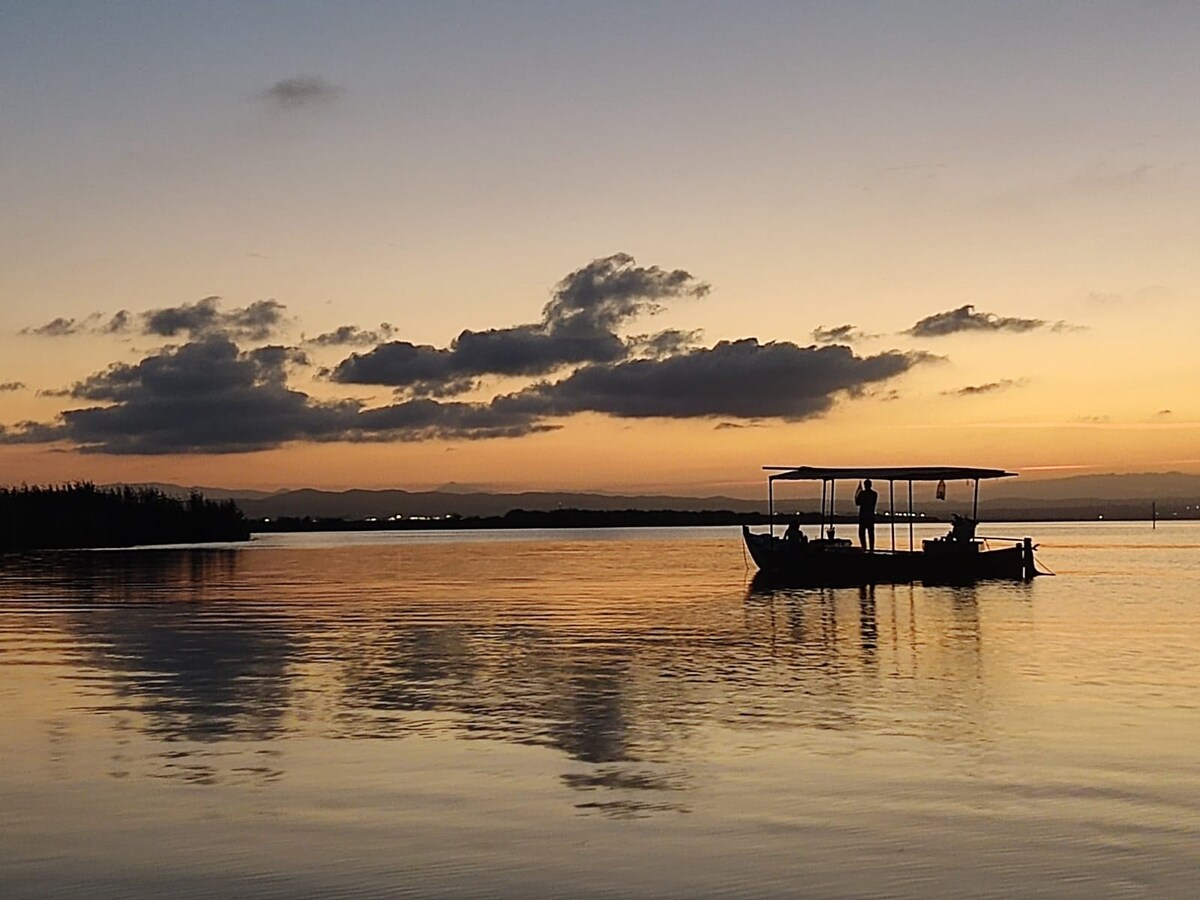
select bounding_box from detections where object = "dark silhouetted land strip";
[253,508,857,532]
[0,483,251,550]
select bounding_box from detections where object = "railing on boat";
[761,465,1017,554]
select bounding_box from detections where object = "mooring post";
[1023,537,1034,580]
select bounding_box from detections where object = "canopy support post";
[829,480,836,539]
[889,480,896,552]
[820,479,827,539]
[972,478,979,521]
[908,480,914,551]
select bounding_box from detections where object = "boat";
[742,465,1043,585]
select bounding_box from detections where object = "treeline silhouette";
[0,483,251,550]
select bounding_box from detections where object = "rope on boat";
[1034,552,1057,576]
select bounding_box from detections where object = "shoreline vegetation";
[0,484,251,550]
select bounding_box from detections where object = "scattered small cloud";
[941,378,1026,397]
[0,381,25,392]
[21,317,82,337]
[101,310,132,334]
[811,324,872,344]
[143,296,289,342]
[1155,409,1172,417]
[906,304,1070,337]
[304,324,398,347]
[19,299,288,342]
[1048,320,1086,334]
[259,75,344,110]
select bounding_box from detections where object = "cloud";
[714,421,766,430]
[331,253,709,396]
[37,337,342,453]
[101,310,132,334]
[259,75,344,110]
[3,336,926,454]
[305,324,398,347]
[0,336,545,454]
[5,256,931,454]
[906,304,1068,337]
[811,324,873,344]
[21,317,82,337]
[941,379,1025,397]
[143,297,289,341]
[355,399,551,441]
[493,339,927,421]
[626,329,703,358]
[19,299,288,342]
[0,381,25,392]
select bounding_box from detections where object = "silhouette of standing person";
[854,478,878,551]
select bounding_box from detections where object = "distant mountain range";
[96,471,1200,522]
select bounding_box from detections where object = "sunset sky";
[3,2,1198,495]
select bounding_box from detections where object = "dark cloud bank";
[0,336,548,454]
[330,253,710,397]
[4,255,933,455]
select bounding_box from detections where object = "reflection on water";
[4,541,1019,810]
[7,547,1013,763]
[2,525,1199,897]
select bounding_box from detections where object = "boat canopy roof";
[764,465,1017,482]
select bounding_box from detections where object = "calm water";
[2,523,1197,899]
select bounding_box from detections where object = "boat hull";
[742,526,1034,585]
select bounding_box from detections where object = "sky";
[2,1,1199,495]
